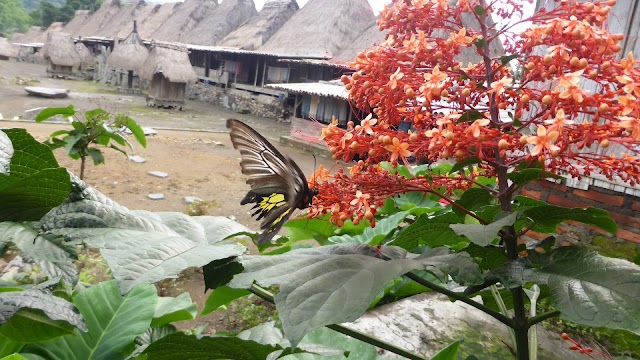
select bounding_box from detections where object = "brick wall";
[521,179,640,245]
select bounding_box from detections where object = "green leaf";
[119,116,147,148]
[151,293,197,327]
[203,257,244,291]
[453,188,495,216]
[450,212,518,246]
[201,286,250,316]
[86,148,104,165]
[0,290,85,332]
[432,340,460,360]
[450,157,480,173]
[284,217,337,242]
[464,243,508,271]
[287,327,391,359]
[457,111,484,123]
[130,325,176,358]
[0,129,71,221]
[23,281,157,360]
[417,247,483,285]
[230,244,422,347]
[500,54,518,65]
[34,106,75,122]
[508,169,561,186]
[0,309,77,343]
[327,211,411,245]
[473,38,486,49]
[0,333,23,357]
[141,332,285,359]
[84,108,108,122]
[523,205,616,234]
[390,213,468,250]
[526,247,640,334]
[392,192,442,215]
[474,4,485,15]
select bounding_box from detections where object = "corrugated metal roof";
[266,82,349,99]
[182,43,330,59]
[276,58,352,69]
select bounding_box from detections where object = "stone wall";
[522,178,640,247]
[186,82,285,120]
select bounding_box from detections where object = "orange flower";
[544,108,574,134]
[389,67,404,90]
[556,70,583,88]
[450,28,474,46]
[466,119,491,138]
[558,86,586,103]
[618,95,637,116]
[487,76,512,96]
[357,114,378,135]
[616,75,640,97]
[547,44,571,60]
[423,66,447,88]
[384,137,411,164]
[618,116,640,141]
[526,126,560,156]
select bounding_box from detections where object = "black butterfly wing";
[227,119,308,244]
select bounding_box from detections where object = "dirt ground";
[0,60,336,333]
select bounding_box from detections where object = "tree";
[0,0,30,34]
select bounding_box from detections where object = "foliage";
[35,106,146,179]
[0,0,30,34]
[27,0,101,28]
[184,199,217,216]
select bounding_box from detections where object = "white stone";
[184,196,203,204]
[128,155,146,163]
[148,193,165,200]
[148,171,168,178]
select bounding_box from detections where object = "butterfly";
[227,119,318,244]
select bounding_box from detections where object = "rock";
[128,155,146,163]
[183,196,203,204]
[148,193,165,200]
[0,113,3,120]
[24,86,70,98]
[0,256,31,283]
[143,127,158,136]
[148,171,168,178]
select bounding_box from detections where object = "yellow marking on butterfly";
[274,209,292,224]
[259,193,286,211]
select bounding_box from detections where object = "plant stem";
[491,285,517,349]
[249,284,427,360]
[528,310,561,327]
[404,272,513,327]
[80,155,86,179]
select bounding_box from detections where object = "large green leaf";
[507,169,561,186]
[0,309,77,343]
[450,212,518,246]
[327,211,411,245]
[0,223,77,285]
[0,129,70,221]
[0,290,85,331]
[417,248,483,286]
[34,106,76,122]
[391,213,468,250]
[201,286,250,316]
[38,180,246,293]
[522,205,616,234]
[453,188,495,216]
[0,333,23,357]
[23,281,156,360]
[229,244,422,347]
[527,247,640,334]
[151,293,197,327]
[432,341,460,360]
[140,332,286,359]
[284,217,337,242]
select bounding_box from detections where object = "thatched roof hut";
[63,10,91,36]
[34,22,65,43]
[137,3,178,40]
[104,0,151,39]
[75,40,94,66]
[220,0,297,50]
[75,0,123,38]
[258,0,375,58]
[107,22,149,71]
[10,26,44,44]
[140,43,197,109]
[41,32,81,66]
[334,20,387,62]
[185,0,258,45]
[0,37,18,59]
[152,0,218,43]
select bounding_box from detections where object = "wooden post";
[205,52,210,78]
[293,95,300,117]
[261,60,267,86]
[128,70,133,89]
[254,57,259,86]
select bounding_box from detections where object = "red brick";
[617,229,640,244]
[632,200,640,212]
[547,194,589,209]
[536,180,567,192]
[573,189,624,207]
[521,188,542,200]
[609,212,640,229]
[524,230,549,241]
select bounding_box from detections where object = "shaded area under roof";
[220,0,297,50]
[139,43,198,83]
[258,0,376,58]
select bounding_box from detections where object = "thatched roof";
[103,0,151,39]
[10,26,44,44]
[137,3,178,40]
[42,32,81,66]
[139,43,197,83]
[185,0,258,45]
[107,22,149,71]
[63,10,91,36]
[75,40,94,65]
[258,0,375,58]
[34,22,65,43]
[152,0,218,43]
[0,37,18,58]
[220,0,297,50]
[334,19,387,62]
[75,0,123,38]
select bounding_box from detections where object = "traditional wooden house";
[41,32,82,78]
[139,43,197,109]
[185,0,257,46]
[220,0,298,50]
[0,37,18,60]
[107,21,149,90]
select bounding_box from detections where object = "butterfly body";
[227,119,318,244]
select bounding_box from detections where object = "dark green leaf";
[417,247,483,285]
[86,148,104,165]
[327,211,411,245]
[453,187,495,216]
[508,169,561,186]
[120,116,147,148]
[84,108,107,122]
[203,257,244,291]
[451,157,480,173]
[523,205,616,234]
[0,168,71,221]
[284,216,337,242]
[391,213,468,250]
[457,111,484,123]
[464,243,508,271]
[432,340,460,360]
[0,333,23,357]
[141,333,284,359]
[500,54,518,65]
[34,106,75,122]
[151,293,197,327]
[201,286,250,316]
[0,290,85,331]
[473,38,486,49]
[0,308,77,343]
[474,4,485,15]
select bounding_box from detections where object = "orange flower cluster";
[311,0,640,224]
